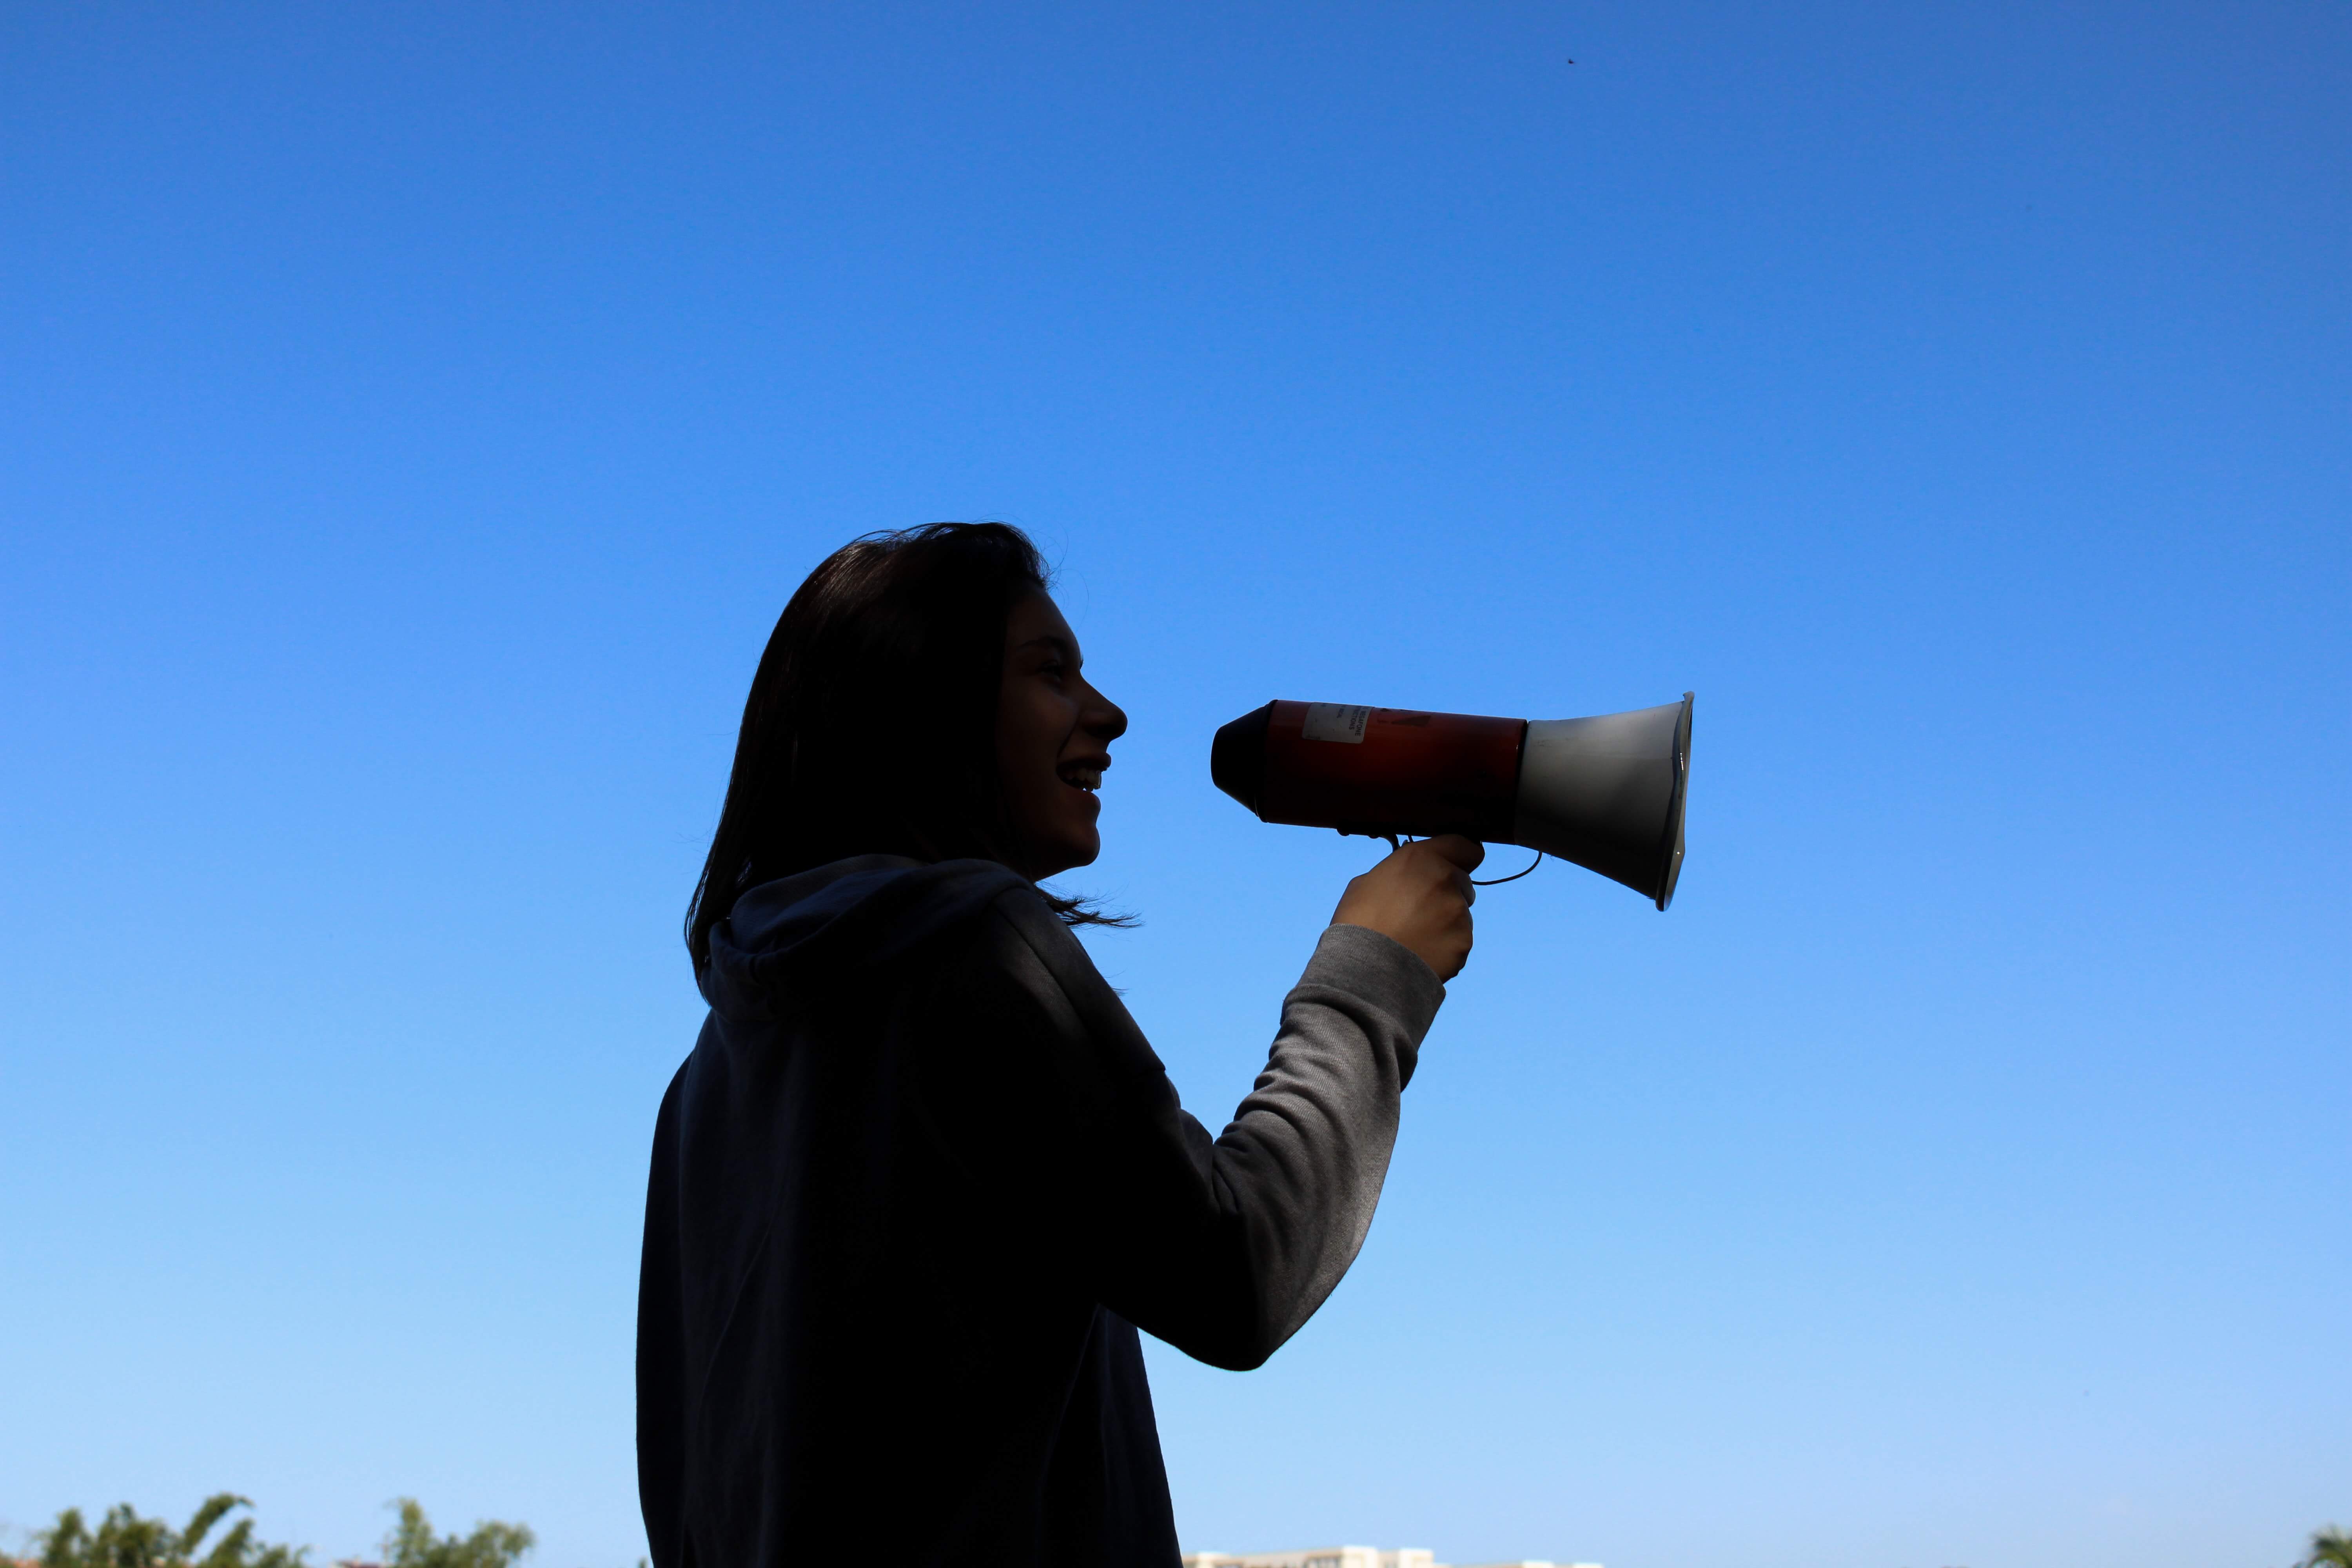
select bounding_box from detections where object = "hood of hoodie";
[697,855,1034,1023]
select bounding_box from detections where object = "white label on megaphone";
[1301,703,1372,744]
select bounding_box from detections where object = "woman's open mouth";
[1057,760,1105,793]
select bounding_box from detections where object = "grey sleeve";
[1203,923,1446,1356]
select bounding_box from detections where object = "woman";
[637,523,1481,1566]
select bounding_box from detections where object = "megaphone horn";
[1210,693,1694,910]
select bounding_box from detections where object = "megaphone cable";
[1470,851,1543,886]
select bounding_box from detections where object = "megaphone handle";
[1339,828,1544,886]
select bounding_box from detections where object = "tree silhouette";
[32,1495,303,1568]
[379,1501,532,1568]
[2298,1526,2352,1568]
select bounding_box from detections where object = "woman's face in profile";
[996,592,1128,881]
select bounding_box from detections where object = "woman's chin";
[1035,829,1100,880]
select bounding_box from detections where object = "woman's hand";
[1331,835,1485,982]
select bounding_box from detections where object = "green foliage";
[30,1495,304,1568]
[2299,1526,2352,1568]
[380,1501,532,1568]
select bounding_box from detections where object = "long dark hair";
[686,522,1115,966]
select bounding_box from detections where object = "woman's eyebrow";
[1010,634,1082,667]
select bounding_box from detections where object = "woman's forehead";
[1005,592,1079,656]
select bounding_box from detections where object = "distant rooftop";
[1181,1548,1601,1568]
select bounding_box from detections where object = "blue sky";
[2,4,2345,1566]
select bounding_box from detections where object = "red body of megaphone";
[1211,695,1694,909]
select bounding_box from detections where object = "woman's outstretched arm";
[913,844,1474,1370]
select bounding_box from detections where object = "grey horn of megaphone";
[1513,693,1693,910]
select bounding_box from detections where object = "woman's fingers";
[1418,833,1487,873]
[1330,836,1486,981]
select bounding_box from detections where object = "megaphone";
[1211,694,1694,909]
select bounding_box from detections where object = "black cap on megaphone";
[1512,693,1692,909]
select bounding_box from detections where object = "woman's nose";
[1087,690,1129,742]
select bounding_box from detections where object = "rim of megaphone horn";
[1650,692,1695,912]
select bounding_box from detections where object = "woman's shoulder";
[936,862,1100,985]
[898,863,1139,1036]
[915,869,1163,1093]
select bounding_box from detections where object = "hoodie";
[637,854,1446,1567]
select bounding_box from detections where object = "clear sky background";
[2,5,2345,1566]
